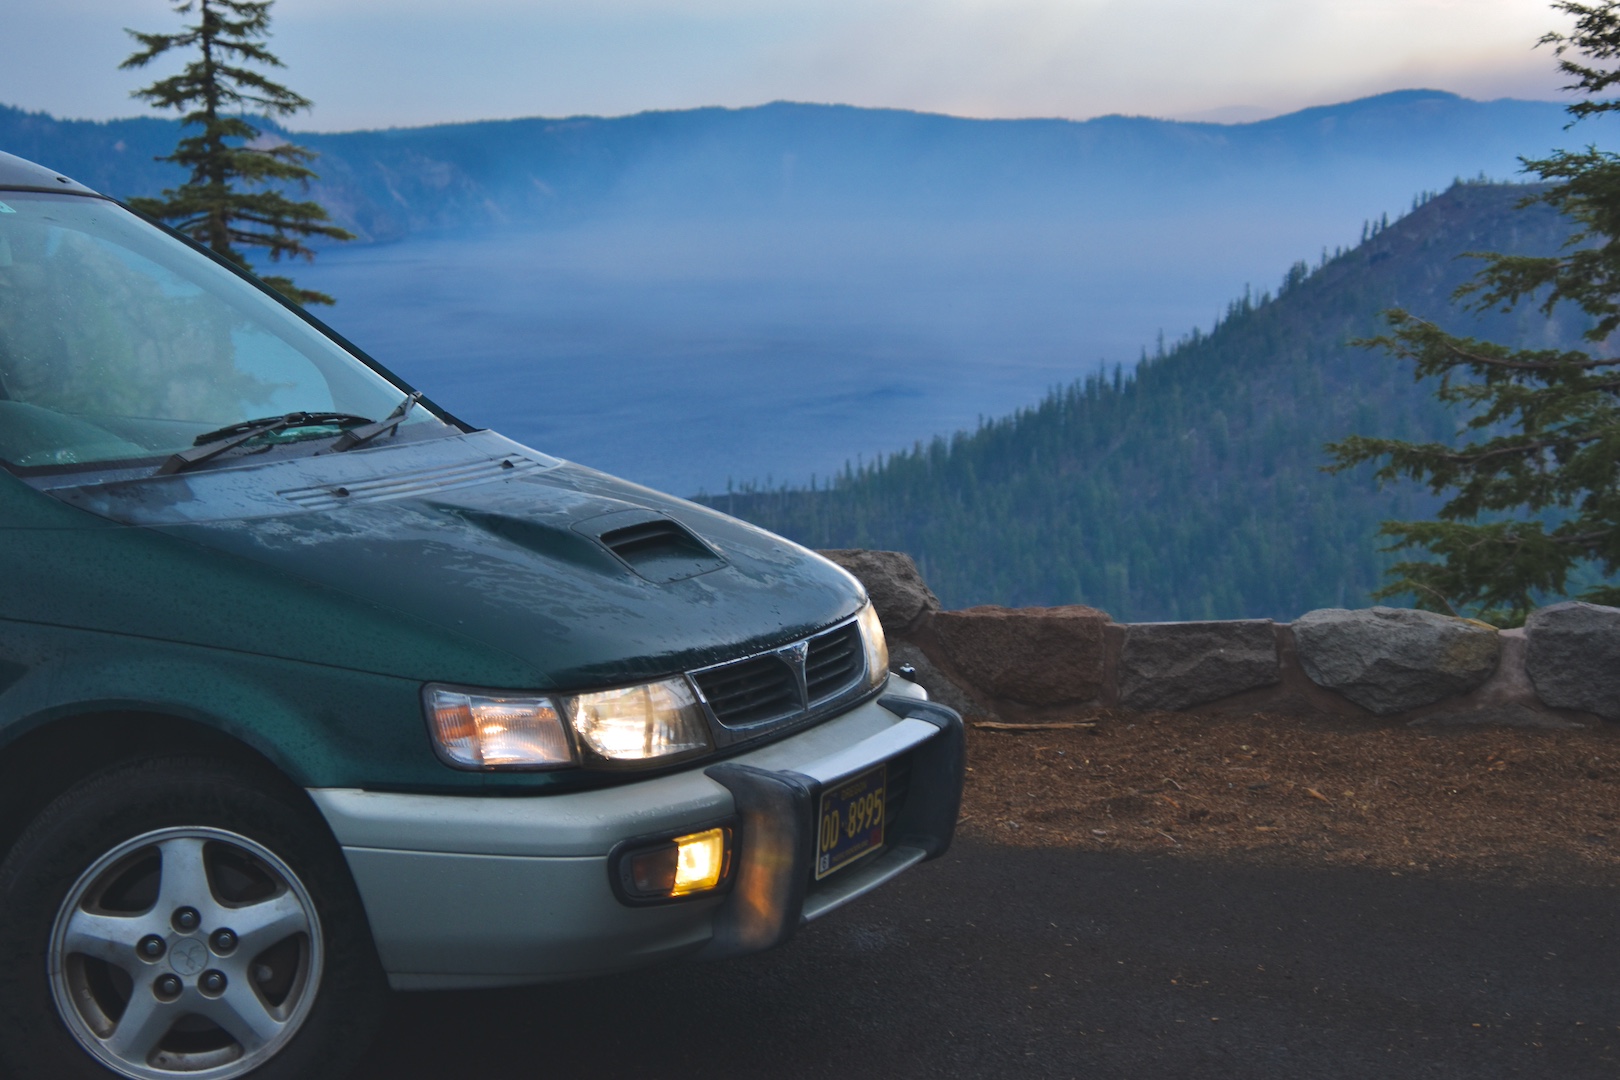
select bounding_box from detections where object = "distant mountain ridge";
[6,90,1612,508]
[700,182,1591,622]
[0,91,1602,243]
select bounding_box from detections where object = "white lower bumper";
[308,681,962,990]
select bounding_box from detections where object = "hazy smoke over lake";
[296,212,1333,495]
[116,91,1607,496]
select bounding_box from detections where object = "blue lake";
[293,207,1423,497]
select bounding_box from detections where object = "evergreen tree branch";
[122,0,348,304]
[1327,7,1620,621]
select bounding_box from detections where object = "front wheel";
[0,756,387,1079]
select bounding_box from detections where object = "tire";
[0,755,388,1080]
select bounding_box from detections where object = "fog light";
[671,827,727,895]
[626,845,680,896]
[614,826,733,902]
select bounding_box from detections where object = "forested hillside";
[702,183,1590,621]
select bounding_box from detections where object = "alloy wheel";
[48,826,324,1079]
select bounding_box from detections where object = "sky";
[0,0,1577,131]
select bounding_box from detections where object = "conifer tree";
[121,0,352,305]
[1327,2,1620,625]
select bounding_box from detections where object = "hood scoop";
[579,510,727,584]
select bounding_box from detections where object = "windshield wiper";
[188,411,373,447]
[326,392,423,453]
[158,411,373,476]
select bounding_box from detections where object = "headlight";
[424,686,574,769]
[424,676,714,770]
[565,677,712,766]
[857,601,890,690]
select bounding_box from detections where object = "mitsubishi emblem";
[779,640,810,705]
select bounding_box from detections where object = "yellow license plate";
[815,763,887,880]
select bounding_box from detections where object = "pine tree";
[1327,2,1620,626]
[121,0,352,305]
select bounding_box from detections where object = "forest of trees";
[702,182,1594,622]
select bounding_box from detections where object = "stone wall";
[818,549,1612,728]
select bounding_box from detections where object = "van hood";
[37,432,864,688]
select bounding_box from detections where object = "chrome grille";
[805,624,862,703]
[692,655,798,727]
[690,616,872,733]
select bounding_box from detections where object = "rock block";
[889,641,983,718]
[928,605,1109,706]
[1119,620,1280,711]
[1410,629,1587,729]
[1292,606,1500,716]
[1525,601,1620,720]
[817,549,941,637]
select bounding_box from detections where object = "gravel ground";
[959,709,1620,883]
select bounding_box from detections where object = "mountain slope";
[700,183,1590,621]
[0,91,1601,242]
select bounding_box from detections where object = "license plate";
[815,762,887,880]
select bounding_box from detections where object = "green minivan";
[0,151,963,1079]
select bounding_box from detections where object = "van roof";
[0,151,99,196]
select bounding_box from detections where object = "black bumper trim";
[876,696,965,860]
[697,697,964,961]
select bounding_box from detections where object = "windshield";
[0,191,438,470]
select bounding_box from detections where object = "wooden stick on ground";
[970,720,1099,732]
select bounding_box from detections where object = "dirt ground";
[959,709,1620,883]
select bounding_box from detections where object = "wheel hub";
[167,938,208,977]
[48,826,323,1080]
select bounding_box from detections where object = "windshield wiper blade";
[189,411,373,447]
[159,411,373,476]
[327,392,423,453]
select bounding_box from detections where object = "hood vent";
[279,455,548,511]
[589,513,726,583]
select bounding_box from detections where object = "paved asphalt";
[354,840,1619,1079]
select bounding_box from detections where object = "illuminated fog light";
[424,686,573,769]
[566,678,711,764]
[857,601,889,690]
[626,845,680,896]
[617,827,733,901]
[671,828,727,895]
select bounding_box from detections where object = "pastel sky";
[0,0,1577,131]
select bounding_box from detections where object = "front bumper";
[307,679,963,990]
